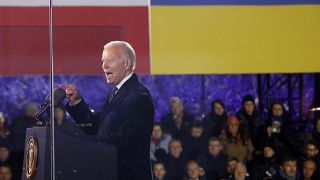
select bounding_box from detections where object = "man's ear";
[125,59,131,70]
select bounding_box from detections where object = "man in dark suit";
[61,41,155,180]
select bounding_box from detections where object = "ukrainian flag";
[150,0,320,74]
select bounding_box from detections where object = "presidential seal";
[25,136,38,179]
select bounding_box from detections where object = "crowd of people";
[0,94,319,180]
[151,96,320,180]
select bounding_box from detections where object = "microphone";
[34,87,66,123]
[45,87,66,106]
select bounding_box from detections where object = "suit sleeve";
[66,99,101,135]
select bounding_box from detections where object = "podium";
[21,127,117,180]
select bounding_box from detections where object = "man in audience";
[9,102,38,180]
[302,159,317,180]
[234,162,249,180]
[153,161,167,180]
[181,122,206,160]
[54,104,82,134]
[225,157,239,180]
[298,141,320,178]
[275,156,301,180]
[164,139,187,180]
[251,143,279,179]
[237,95,265,150]
[197,137,228,180]
[183,160,205,180]
[160,97,195,138]
[0,164,12,180]
[202,99,228,139]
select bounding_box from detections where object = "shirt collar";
[115,72,133,92]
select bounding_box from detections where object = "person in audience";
[8,102,38,180]
[0,112,10,141]
[181,122,206,160]
[197,137,228,180]
[268,102,292,127]
[222,116,254,163]
[237,94,265,150]
[164,139,187,180]
[54,104,82,134]
[251,142,279,180]
[0,164,12,180]
[312,118,320,148]
[153,161,167,180]
[302,159,317,180]
[275,156,301,180]
[225,156,239,180]
[265,115,300,156]
[234,162,249,180]
[183,160,206,180]
[298,141,320,178]
[160,97,195,138]
[202,99,228,139]
[151,123,172,162]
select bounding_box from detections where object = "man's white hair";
[104,41,136,70]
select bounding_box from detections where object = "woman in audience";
[237,95,265,150]
[150,123,172,162]
[202,99,228,139]
[222,116,254,163]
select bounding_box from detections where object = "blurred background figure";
[8,102,38,180]
[164,139,187,180]
[161,97,195,138]
[234,162,249,180]
[181,122,206,160]
[302,159,317,180]
[150,123,172,162]
[225,157,239,180]
[197,137,228,180]
[202,99,228,139]
[0,164,12,180]
[275,156,301,180]
[54,104,82,135]
[237,95,265,150]
[223,116,254,163]
[183,160,205,180]
[153,161,167,180]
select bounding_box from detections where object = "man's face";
[153,163,166,179]
[305,144,318,158]
[191,127,203,138]
[272,104,283,117]
[214,103,224,116]
[101,46,129,86]
[153,163,166,180]
[227,160,237,174]
[169,141,183,158]
[0,148,9,162]
[187,162,200,180]
[303,161,316,179]
[152,125,163,139]
[0,167,12,180]
[244,101,255,115]
[263,147,275,158]
[208,140,222,156]
[282,161,297,177]
[170,103,183,117]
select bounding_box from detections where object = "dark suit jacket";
[67,74,155,180]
